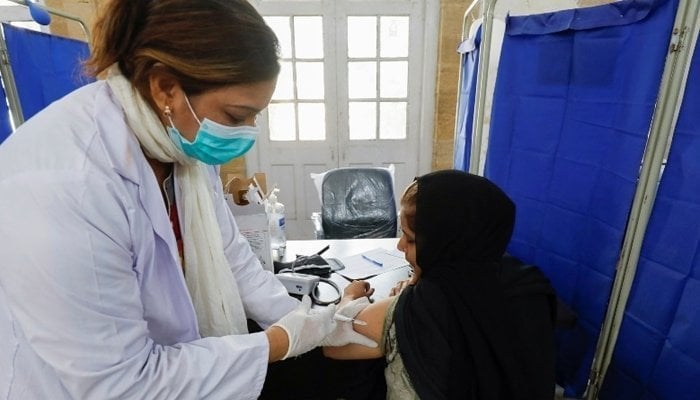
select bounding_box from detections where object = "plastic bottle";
[266,188,286,260]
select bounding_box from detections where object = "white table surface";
[283,238,412,302]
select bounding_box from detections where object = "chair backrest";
[320,168,397,239]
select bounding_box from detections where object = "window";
[259,1,421,145]
[347,16,409,140]
[264,16,326,141]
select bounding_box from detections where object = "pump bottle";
[266,188,286,260]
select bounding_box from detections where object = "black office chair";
[311,167,397,239]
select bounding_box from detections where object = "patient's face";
[397,211,421,283]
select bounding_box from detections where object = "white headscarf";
[106,66,248,337]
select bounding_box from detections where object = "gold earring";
[164,105,172,117]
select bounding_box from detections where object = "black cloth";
[249,318,386,400]
[394,170,556,400]
[259,348,386,400]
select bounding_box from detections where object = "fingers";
[300,295,312,309]
[322,303,336,317]
[337,296,371,318]
[389,279,411,296]
[350,280,370,291]
[389,281,401,296]
[272,295,336,359]
[344,280,373,298]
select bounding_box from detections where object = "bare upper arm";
[322,297,394,360]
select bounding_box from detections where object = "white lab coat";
[0,81,298,399]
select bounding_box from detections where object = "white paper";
[336,248,409,280]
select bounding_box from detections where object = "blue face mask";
[166,96,259,165]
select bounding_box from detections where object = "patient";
[324,170,557,400]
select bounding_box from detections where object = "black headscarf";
[394,170,556,400]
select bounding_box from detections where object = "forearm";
[265,326,290,362]
[323,343,383,360]
[53,335,270,399]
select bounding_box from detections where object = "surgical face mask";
[166,96,259,165]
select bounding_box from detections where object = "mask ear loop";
[183,95,202,124]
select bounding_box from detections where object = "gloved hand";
[321,296,377,347]
[272,295,336,359]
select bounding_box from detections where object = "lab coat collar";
[94,81,145,185]
[96,81,184,273]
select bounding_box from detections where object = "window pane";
[380,61,408,98]
[349,102,376,140]
[264,17,292,59]
[296,62,324,100]
[380,16,409,57]
[348,62,376,99]
[348,17,376,58]
[294,16,323,58]
[298,103,326,141]
[268,103,296,141]
[379,102,406,139]
[272,61,294,101]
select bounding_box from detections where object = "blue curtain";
[2,24,92,122]
[483,0,678,395]
[0,70,12,144]
[600,37,700,400]
[454,26,481,171]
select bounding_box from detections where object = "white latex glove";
[272,295,336,359]
[321,296,378,348]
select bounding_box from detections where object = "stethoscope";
[310,278,342,306]
[276,254,342,306]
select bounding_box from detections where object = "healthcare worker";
[0,0,374,398]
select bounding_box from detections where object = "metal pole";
[585,1,700,398]
[453,0,479,158]
[0,27,24,127]
[7,0,90,41]
[453,0,482,170]
[468,0,497,175]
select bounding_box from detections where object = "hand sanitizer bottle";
[266,188,286,261]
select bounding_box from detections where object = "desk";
[283,238,412,303]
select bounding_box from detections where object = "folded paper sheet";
[336,248,409,280]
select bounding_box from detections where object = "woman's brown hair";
[400,180,418,232]
[85,0,280,99]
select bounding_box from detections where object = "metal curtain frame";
[459,0,700,398]
[585,1,700,398]
[7,0,91,41]
[0,1,91,127]
[0,26,24,126]
[468,0,497,175]
[452,0,482,167]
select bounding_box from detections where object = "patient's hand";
[343,280,375,301]
[390,279,412,296]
